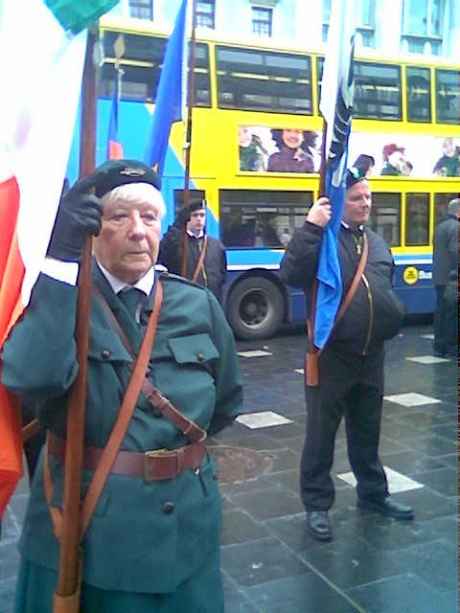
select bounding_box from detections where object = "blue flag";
[315,0,355,349]
[144,0,188,172]
[107,67,124,159]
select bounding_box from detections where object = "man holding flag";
[2,159,242,611]
[279,0,413,542]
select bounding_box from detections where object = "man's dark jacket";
[280,222,405,355]
[158,227,227,303]
[432,214,459,286]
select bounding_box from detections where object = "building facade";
[118,0,460,61]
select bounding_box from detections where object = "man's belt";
[48,434,206,481]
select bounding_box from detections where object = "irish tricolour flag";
[0,1,87,517]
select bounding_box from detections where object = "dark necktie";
[118,288,144,323]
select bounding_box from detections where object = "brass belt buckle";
[144,448,169,482]
[145,448,169,457]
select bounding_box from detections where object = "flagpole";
[54,28,97,611]
[318,121,328,196]
[180,0,197,277]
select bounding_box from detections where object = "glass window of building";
[129,0,153,20]
[436,69,460,124]
[401,0,444,55]
[216,46,312,114]
[356,0,376,48]
[369,193,401,246]
[323,0,375,46]
[405,194,430,245]
[322,0,332,41]
[196,1,215,29]
[220,190,313,248]
[252,7,273,37]
[406,67,432,122]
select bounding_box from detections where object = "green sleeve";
[1,273,79,402]
[206,291,243,434]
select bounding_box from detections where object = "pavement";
[1,322,457,613]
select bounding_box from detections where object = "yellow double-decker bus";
[67,17,460,339]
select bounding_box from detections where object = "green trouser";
[15,554,224,613]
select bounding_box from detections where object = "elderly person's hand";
[306,196,332,228]
[47,174,102,262]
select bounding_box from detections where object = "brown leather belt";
[48,434,206,481]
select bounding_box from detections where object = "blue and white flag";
[144,0,189,173]
[314,0,355,349]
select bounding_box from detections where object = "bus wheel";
[227,277,284,340]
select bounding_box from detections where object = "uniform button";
[152,408,162,418]
[162,501,175,514]
[100,349,111,360]
[196,352,205,362]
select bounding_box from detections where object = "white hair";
[101,182,166,219]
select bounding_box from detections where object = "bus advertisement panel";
[66,21,460,339]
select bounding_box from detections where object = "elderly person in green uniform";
[1,160,243,613]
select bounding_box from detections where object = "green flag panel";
[45,0,119,34]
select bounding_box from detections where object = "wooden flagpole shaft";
[181,0,197,277]
[318,119,328,197]
[55,28,97,603]
[305,120,328,387]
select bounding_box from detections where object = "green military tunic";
[2,265,243,610]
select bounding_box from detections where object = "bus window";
[100,32,166,101]
[406,67,431,123]
[369,193,401,246]
[434,193,458,231]
[193,43,211,106]
[405,193,429,245]
[220,190,312,248]
[100,32,210,105]
[216,46,312,114]
[316,57,324,114]
[353,62,402,120]
[101,63,158,101]
[436,69,460,124]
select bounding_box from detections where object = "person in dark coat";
[1,160,242,613]
[280,169,414,542]
[158,201,227,303]
[432,198,460,357]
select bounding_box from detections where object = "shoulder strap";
[93,285,206,444]
[80,281,163,537]
[334,232,368,326]
[192,235,208,283]
[305,232,368,386]
[44,282,163,542]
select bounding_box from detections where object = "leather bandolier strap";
[305,233,369,387]
[191,235,208,283]
[44,280,164,541]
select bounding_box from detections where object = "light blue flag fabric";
[106,68,124,159]
[315,0,355,349]
[144,0,188,172]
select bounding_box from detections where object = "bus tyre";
[227,277,284,340]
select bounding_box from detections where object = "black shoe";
[357,496,414,520]
[306,511,333,541]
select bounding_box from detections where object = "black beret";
[92,159,161,197]
[188,200,206,213]
[345,167,367,190]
